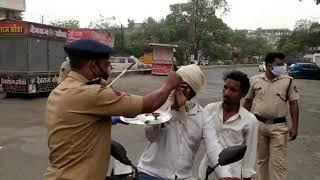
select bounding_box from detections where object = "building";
[308,24,320,54]
[0,0,26,20]
[126,22,144,33]
[248,28,291,49]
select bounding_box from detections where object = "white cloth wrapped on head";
[176,64,206,94]
[161,64,206,126]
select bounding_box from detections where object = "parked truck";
[0,21,115,95]
[313,54,320,67]
[303,53,320,67]
[0,19,68,94]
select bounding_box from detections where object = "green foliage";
[230,30,273,61]
[277,19,320,57]
[49,19,80,29]
[53,1,273,64]
[88,14,118,31]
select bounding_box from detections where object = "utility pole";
[192,0,199,64]
[120,24,125,52]
[41,15,44,24]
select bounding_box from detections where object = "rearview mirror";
[205,145,247,180]
[218,145,247,166]
[111,140,132,166]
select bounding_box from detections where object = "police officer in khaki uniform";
[243,52,300,180]
[57,57,71,84]
[44,39,181,180]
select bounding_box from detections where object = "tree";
[164,3,193,63]
[125,31,147,57]
[143,17,170,43]
[196,1,232,60]
[277,19,319,58]
[164,0,232,64]
[294,19,313,31]
[87,15,127,55]
[243,37,272,58]
[230,30,272,62]
[210,0,230,13]
[124,17,171,57]
[82,0,233,63]
[127,19,135,29]
[88,14,118,31]
[49,19,80,29]
[307,22,320,48]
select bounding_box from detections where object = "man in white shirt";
[198,71,258,180]
[137,64,238,180]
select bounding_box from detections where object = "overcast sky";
[23,0,320,30]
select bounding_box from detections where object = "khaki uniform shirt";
[44,71,143,180]
[246,73,300,119]
[57,61,71,84]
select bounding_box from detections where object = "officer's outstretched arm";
[142,72,181,113]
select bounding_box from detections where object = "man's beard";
[223,96,231,105]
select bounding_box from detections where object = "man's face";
[223,79,243,105]
[267,57,284,72]
[96,59,112,74]
[179,82,196,100]
[89,59,112,79]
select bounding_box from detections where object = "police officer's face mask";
[90,61,110,80]
[271,65,286,77]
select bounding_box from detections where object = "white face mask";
[271,65,286,76]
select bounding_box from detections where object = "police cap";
[64,39,112,59]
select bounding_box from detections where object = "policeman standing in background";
[44,39,181,180]
[57,57,71,84]
[243,52,300,180]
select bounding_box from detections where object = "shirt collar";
[261,72,285,82]
[68,71,90,84]
[186,99,201,115]
[217,102,244,123]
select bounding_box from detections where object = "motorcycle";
[107,140,247,180]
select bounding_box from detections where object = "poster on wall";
[152,64,172,75]
[32,74,59,92]
[0,73,59,93]
[0,74,28,93]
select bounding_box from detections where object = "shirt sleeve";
[245,79,255,100]
[93,86,143,117]
[288,79,300,101]
[202,112,232,178]
[198,155,209,180]
[58,62,71,84]
[242,114,259,178]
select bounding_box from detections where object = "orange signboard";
[0,20,68,40]
[0,22,25,34]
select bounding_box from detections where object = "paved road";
[0,67,319,180]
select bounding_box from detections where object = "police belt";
[255,114,286,124]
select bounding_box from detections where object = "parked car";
[259,62,266,72]
[109,56,143,71]
[288,63,320,80]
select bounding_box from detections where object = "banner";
[0,20,67,40]
[0,73,59,93]
[67,29,114,47]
